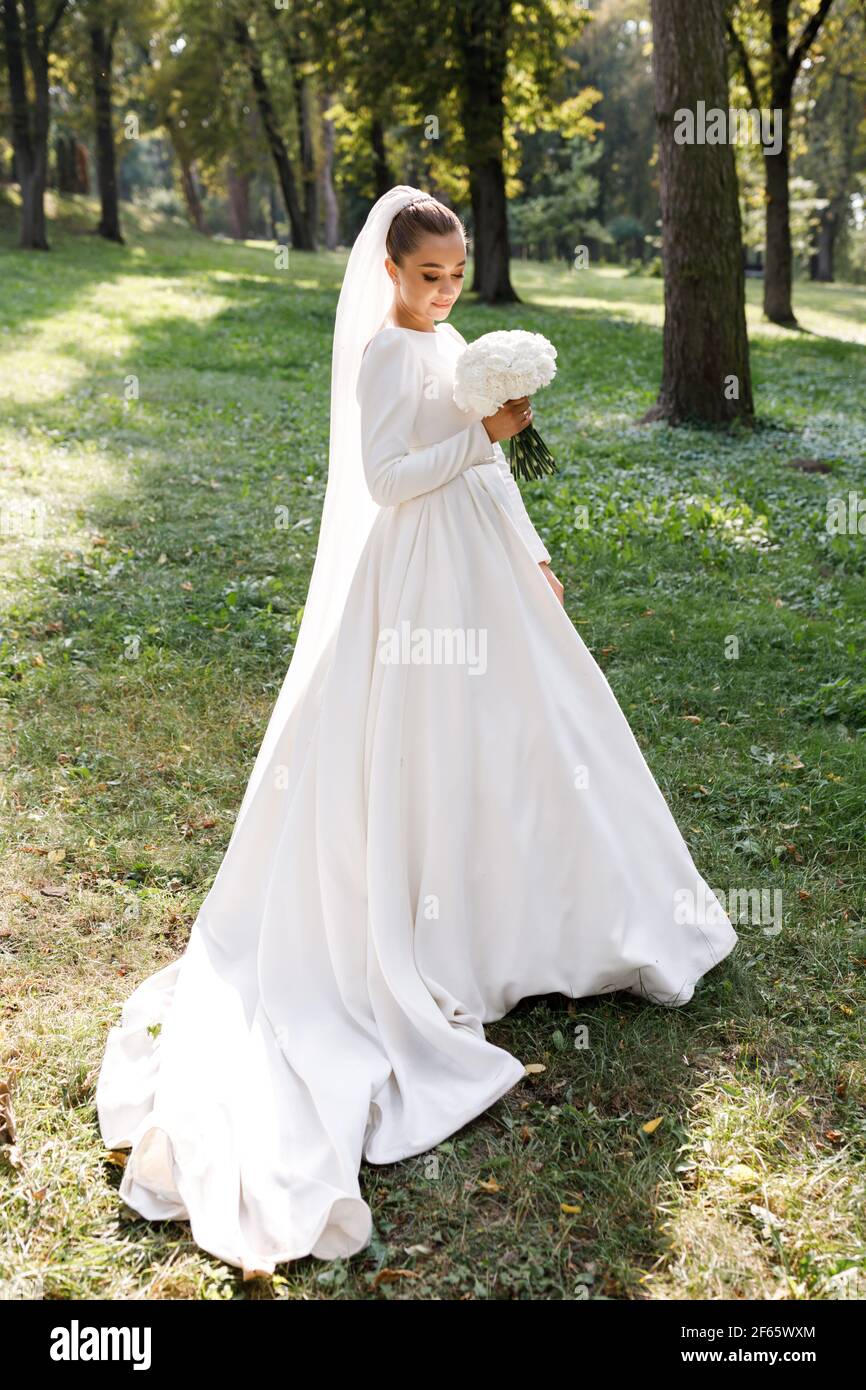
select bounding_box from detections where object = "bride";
[96,185,738,1279]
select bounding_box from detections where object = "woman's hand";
[539,561,564,606]
[482,396,533,444]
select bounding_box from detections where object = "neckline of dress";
[388,322,441,335]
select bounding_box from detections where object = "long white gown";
[96,319,738,1276]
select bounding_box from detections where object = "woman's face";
[385,230,466,328]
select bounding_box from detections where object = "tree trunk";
[20,162,48,248]
[3,0,52,249]
[89,21,123,243]
[319,89,339,249]
[293,69,317,248]
[455,0,517,304]
[644,0,753,424]
[468,160,516,303]
[181,161,206,233]
[810,201,836,282]
[74,139,90,193]
[762,106,795,323]
[55,134,73,191]
[370,117,391,200]
[164,111,206,233]
[226,163,251,239]
[233,17,312,250]
[728,0,835,325]
[761,0,836,322]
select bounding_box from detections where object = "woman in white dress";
[96,186,738,1279]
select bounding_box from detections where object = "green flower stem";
[507,425,557,482]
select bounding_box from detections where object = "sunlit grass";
[523,259,866,344]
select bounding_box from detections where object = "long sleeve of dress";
[357,329,497,507]
[489,447,552,564]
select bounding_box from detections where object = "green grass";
[1,193,865,1301]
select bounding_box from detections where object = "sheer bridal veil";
[231,184,427,834]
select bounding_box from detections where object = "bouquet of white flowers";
[452,329,558,482]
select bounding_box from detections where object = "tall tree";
[318,88,339,248]
[231,12,311,248]
[452,0,516,301]
[2,0,70,248]
[88,6,123,241]
[799,0,866,282]
[727,0,836,325]
[644,0,753,424]
[266,0,318,248]
[396,0,596,302]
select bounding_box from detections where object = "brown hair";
[385,197,466,265]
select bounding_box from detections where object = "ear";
[384,255,398,286]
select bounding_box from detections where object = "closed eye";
[423,273,464,282]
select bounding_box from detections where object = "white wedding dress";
[96,319,737,1276]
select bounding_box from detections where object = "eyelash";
[423,273,464,282]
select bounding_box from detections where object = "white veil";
[232,184,427,832]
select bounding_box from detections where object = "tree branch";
[43,0,69,50]
[725,16,761,108]
[786,0,836,95]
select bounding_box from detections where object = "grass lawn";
[1,193,865,1301]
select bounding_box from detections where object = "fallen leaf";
[642,1117,664,1134]
[477,1176,502,1193]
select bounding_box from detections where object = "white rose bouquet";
[452,329,558,482]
